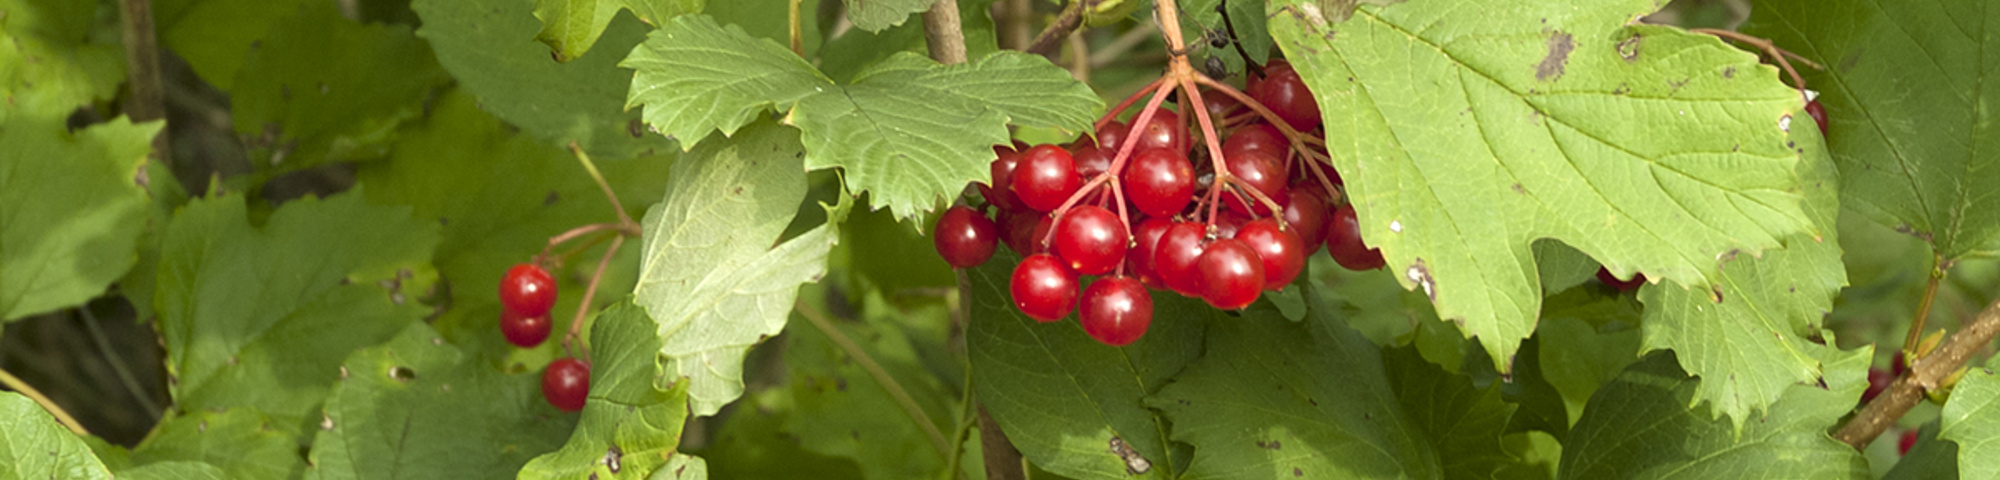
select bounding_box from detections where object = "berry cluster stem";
[542,142,647,362]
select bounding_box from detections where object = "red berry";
[1595,267,1645,292]
[1212,208,1252,240]
[542,357,590,412]
[1281,188,1329,254]
[933,206,999,268]
[1080,277,1153,346]
[1251,61,1321,131]
[1055,205,1129,275]
[999,210,1044,255]
[1072,145,1112,179]
[500,263,558,318]
[1029,214,1056,254]
[1197,239,1264,310]
[1862,368,1893,405]
[1126,217,1173,287]
[1899,429,1918,456]
[500,308,551,347]
[1892,351,1909,377]
[1237,219,1306,291]
[1124,148,1197,217]
[1223,150,1289,216]
[1133,109,1185,153]
[1326,205,1385,271]
[1010,254,1080,322]
[985,146,1028,212]
[1012,145,1081,212]
[1094,121,1130,153]
[1804,100,1827,136]
[1223,123,1287,161]
[1154,221,1209,297]
[1201,88,1241,121]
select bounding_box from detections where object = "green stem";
[1903,262,1944,355]
[566,142,635,228]
[795,299,954,460]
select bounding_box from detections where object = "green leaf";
[356,88,673,365]
[841,0,930,32]
[1940,365,2000,479]
[0,0,126,115]
[520,303,693,479]
[1149,297,1436,479]
[633,120,844,416]
[116,462,228,480]
[1557,349,1868,480]
[1532,299,1641,426]
[155,190,438,425]
[229,1,450,173]
[1635,118,1844,426]
[0,392,112,479]
[413,0,674,159]
[126,409,304,480]
[1268,0,1818,369]
[624,15,1100,219]
[1383,347,1518,480]
[1884,423,1957,480]
[846,206,956,293]
[533,0,701,62]
[969,251,1202,480]
[700,390,867,480]
[304,323,575,479]
[1,116,158,321]
[155,0,311,90]
[1743,0,2000,260]
[780,290,963,480]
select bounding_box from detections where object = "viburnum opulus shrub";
[0,0,1996,478]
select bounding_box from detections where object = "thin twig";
[795,300,955,459]
[940,353,976,480]
[119,0,169,170]
[1689,28,1820,102]
[1027,1,1084,56]
[923,0,968,65]
[560,234,625,361]
[789,0,805,56]
[76,307,162,419]
[0,368,88,436]
[1904,264,1943,355]
[978,404,1026,480]
[566,142,634,227]
[998,0,1033,50]
[1836,297,2000,449]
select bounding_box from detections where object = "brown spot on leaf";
[1257,439,1283,450]
[1617,34,1642,63]
[1537,31,1574,81]
[389,366,418,382]
[1109,437,1153,474]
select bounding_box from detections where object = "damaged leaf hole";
[603,445,623,473]
[1109,437,1152,474]
[390,365,418,383]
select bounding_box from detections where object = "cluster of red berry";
[934,60,1388,347]
[499,263,590,412]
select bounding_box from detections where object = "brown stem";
[120,0,169,171]
[0,368,87,436]
[1027,1,1083,56]
[559,234,625,361]
[1904,264,1944,354]
[789,0,805,56]
[1835,297,2000,449]
[978,404,1026,480]
[567,142,635,228]
[998,0,1032,50]
[924,0,968,65]
[1689,28,1819,102]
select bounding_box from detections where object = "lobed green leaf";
[0,116,158,322]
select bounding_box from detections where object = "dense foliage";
[2,0,1998,478]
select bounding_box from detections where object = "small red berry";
[1010,254,1080,322]
[1054,205,1129,275]
[1804,100,1827,136]
[1222,123,1287,161]
[1132,109,1186,153]
[500,263,558,318]
[1072,145,1112,179]
[1127,217,1173,288]
[1197,239,1265,310]
[933,206,1000,268]
[1281,188,1329,254]
[542,357,591,412]
[1596,267,1645,292]
[1899,429,1918,456]
[1326,205,1385,271]
[1093,121,1130,153]
[985,146,1027,212]
[1862,368,1893,405]
[500,308,551,348]
[1236,219,1307,291]
[1012,145,1081,212]
[1080,277,1153,347]
[1892,351,1909,377]
[1222,150,1289,216]
[1124,148,1197,217]
[1153,221,1209,297]
[1251,61,1322,131]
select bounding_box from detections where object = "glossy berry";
[1055,205,1129,275]
[1223,123,1287,161]
[542,357,591,412]
[1092,121,1130,153]
[1197,239,1265,310]
[1080,277,1153,347]
[1072,145,1113,179]
[933,206,999,268]
[1899,429,1918,456]
[1251,61,1322,131]
[1326,205,1386,271]
[500,263,558,318]
[1862,368,1893,405]
[1126,217,1173,287]
[1804,100,1828,136]
[1223,150,1289,216]
[500,308,551,348]
[1029,214,1056,254]
[1237,219,1306,291]
[1012,145,1081,212]
[1212,208,1252,240]
[985,146,1027,212]
[1133,109,1185,152]
[999,210,1044,255]
[1154,221,1209,297]
[1281,188,1329,254]
[1124,148,1197,217]
[1010,254,1080,322]
[1596,267,1645,292]
[1202,88,1241,122]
